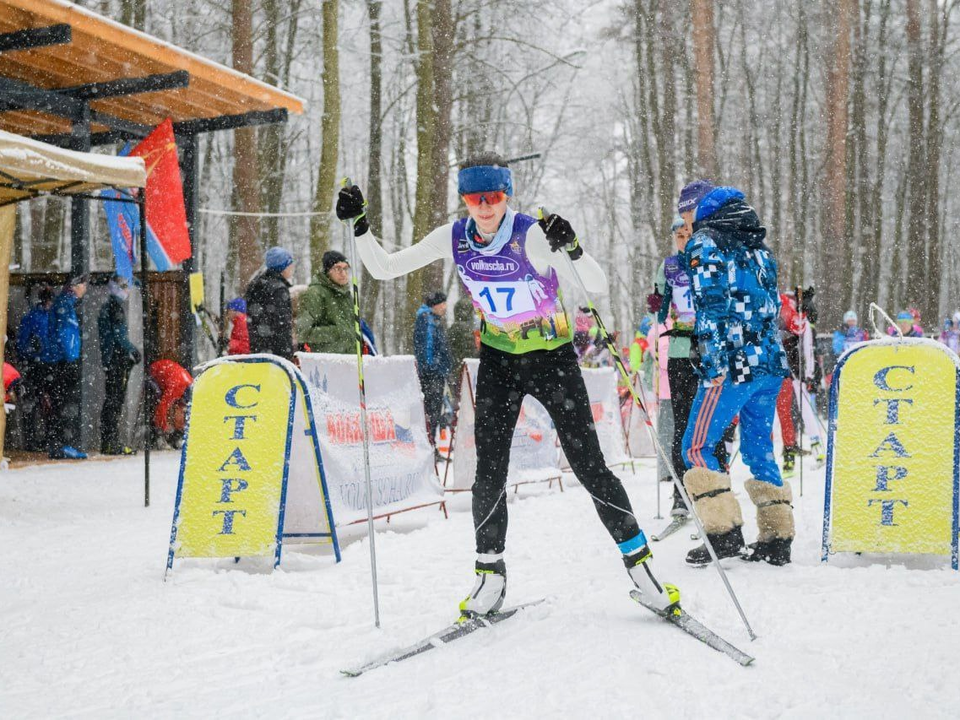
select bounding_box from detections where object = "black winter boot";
[745,538,793,566]
[685,527,747,566]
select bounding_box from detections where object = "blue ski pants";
[681,373,785,486]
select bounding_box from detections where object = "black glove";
[647,287,664,314]
[131,348,142,365]
[805,378,817,394]
[538,213,583,260]
[336,184,370,236]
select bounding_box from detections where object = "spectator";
[3,361,20,404]
[225,298,250,355]
[16,286,56,451]
[414,291,452,450]
[832,310,868,356]
[939,317,960,354]
[677,182,794,566]
[296,250,355,354]
[245,246,295,360]
[98,275,141,455]
[49,276,87,460]
[149,359,193,449]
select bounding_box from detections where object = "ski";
[341,600,544,677]
[651,515,689,542]
[629,590,754,666]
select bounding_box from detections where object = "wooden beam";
[174,108,288,135]
[0,23,70,53]
[57,69,189,101]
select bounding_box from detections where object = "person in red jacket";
[149,359,193,448]
[3,362,21,404]
[226,298,250,355]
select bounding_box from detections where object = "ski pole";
[540,208,756,641]
[342,178,381,628]
[797,288,805,497]
[650,309,662,519]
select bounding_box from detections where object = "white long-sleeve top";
[354,220,610,295]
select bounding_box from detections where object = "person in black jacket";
[98,275,141,455]
[245,247,295,360]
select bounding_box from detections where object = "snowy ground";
[2,451,959,719]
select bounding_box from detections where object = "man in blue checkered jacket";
[676,181,795,568]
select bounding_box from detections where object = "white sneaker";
[459,555,506,617]
[624,546,680,613]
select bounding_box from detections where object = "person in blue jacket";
[677,181,794,567]
[49,275,88,460]
[414,291,452,453]
[15,286,58,452]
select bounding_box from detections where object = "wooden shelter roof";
[0,129,146,205]
[0,0,304,142]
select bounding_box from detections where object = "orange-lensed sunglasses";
[461,191,507,207]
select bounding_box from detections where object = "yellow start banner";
[170,361,295,563]
[823,339,960,568]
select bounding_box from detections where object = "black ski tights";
[472,343,641,554]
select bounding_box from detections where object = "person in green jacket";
[296,250,356,354]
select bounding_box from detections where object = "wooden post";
[0,205,16,463]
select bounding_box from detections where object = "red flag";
[128,118,192,265]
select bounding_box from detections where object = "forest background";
[14,0,960,353]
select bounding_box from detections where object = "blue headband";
[457,165,513,196]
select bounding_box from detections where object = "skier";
[337,152,679,615]
[889,311,923,338]
[649,216,730,521]
[676,181,795,566]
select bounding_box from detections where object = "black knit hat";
[424,291,447,307]
[322,250,349,274]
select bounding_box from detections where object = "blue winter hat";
[638,316,653,336]
[227,297,246,313]
[457,165,513,196]
[896,311,913,322]
[265,246,294,271]
[677,180,715,214]
[694,186,746,222]
[670,215,684,232]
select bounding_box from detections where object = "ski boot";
[459,554,506,618]
[781,446,797,479]
[810,439,826,467]
[623,542,680,612]
[670,488,690,518]
[685,527,747,566]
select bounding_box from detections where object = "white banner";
[451,358,561,491]
[297,353,444,525]
[559,367,631,469]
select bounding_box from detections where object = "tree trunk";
[232,0,261,288]
[691,0,718,178]
[424,0,454,292]
[362,0,384,318]
[820,0,853,327]
[402,0,437,351]
[904,0,926,313]
[310,0,341,274]
[924,0,947,319]
[657,0,678,251]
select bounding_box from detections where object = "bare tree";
[691,0,718,178]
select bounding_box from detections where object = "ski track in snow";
[1,451,959,719]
